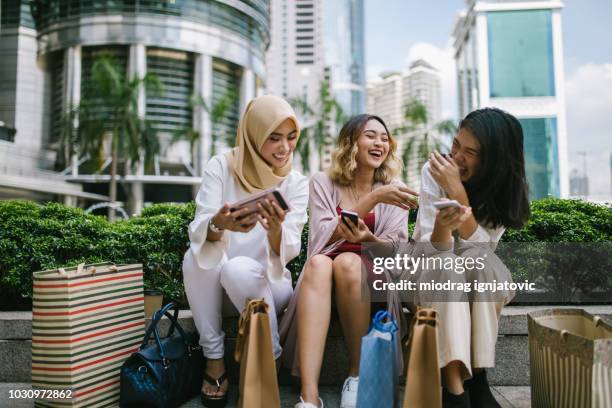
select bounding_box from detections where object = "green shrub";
[0,198,610,310]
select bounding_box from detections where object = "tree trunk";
[108,135,118,222]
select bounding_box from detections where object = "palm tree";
[397,99,457,182]
[63,54,162,220]
[168,89,237,179]
[289,80,346,174]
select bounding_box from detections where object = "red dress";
[326,206,380,284]
[326,206,386,313]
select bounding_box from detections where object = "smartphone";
[432,199,462,210]
[229,188,290,216]
[340,210,359,230]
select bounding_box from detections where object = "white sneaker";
[340,376,359,408]
[295,395,324,408]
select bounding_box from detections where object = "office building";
[367,60,442,188]
[0,0,269,212]
[266,0,365,172]
[453,0,569,199]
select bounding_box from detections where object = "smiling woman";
[279,114,419,408]
[181,95,309,407]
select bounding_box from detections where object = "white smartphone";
[432,199,462,210]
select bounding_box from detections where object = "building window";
[520,117,559,199]
[146,49,194,135]
[487,10,555,98]
[212,60,241,148]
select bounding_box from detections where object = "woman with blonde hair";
[182,95,309,407]
[279,114,418,408]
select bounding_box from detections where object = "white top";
[184,154,309,283]
[412,162,505,254]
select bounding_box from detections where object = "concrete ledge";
[1,306,610,385]
[0,341,31,383]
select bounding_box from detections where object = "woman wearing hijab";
[279,114,418,408]
[182,95,309,408]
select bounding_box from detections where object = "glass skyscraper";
[322,0,366,116]
[453,0,569,199]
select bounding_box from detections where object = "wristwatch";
[208,218,224,233]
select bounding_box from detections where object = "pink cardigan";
[278,171,410,376]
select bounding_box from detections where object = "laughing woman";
[182,95,308,408]
[413,107,530,408]
[279,114,418,408]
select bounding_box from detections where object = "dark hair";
[459,107,530,229]
[328,114,402,185]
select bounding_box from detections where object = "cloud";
[565,63,612,199]
[366,64,387,83]
[406,41,458,120]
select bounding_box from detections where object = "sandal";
[200,371,228,408]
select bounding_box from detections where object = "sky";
[364,0,612,199]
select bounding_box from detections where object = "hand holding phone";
[432,199,462,210]
[340,209,359,230]
[229,189,290,216]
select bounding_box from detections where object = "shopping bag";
[528,308,612,408]
[403,307,441,408]
[356,310,400,408]
[31,262,145,407]
[234,298,280,408]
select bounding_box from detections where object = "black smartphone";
[229,188,291,216]
[340,210,359,230]
[272,190,290,212]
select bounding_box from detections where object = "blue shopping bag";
[356,310,400,408]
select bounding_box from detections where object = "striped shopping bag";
[31,262,145,408]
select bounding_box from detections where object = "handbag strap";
[141,302,189,354]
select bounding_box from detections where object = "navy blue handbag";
[119,302,204,408]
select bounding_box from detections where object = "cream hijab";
[225,95,300,193]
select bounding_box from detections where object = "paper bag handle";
[57,263,119,276]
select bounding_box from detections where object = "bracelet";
[208,219,224,233]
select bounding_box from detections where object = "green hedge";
[0,198,610,310]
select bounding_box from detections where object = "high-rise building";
[453,0,569,199]
[266,0,324,107]
[322,0,366,116]
[367,60,442,189]
[569,169,589,197]
[266,0,365,172]
[0,0,269,212]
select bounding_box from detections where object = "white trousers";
[413,247,514,380]
[182,254,293,359]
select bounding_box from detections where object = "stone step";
[1,306,610,385]
[0,383,531,408]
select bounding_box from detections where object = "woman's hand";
[430,205,472,248]
[371,185,419,211]
[337,216,375,243]
[434,206,472,233]
[257,199,286,233]
[211,204,259,233]
[428,151,463,196]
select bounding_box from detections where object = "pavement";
[0,383,531,408]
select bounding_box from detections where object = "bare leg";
[332,253,371,377]
[297,255,334,406]
[442,360,465,395]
